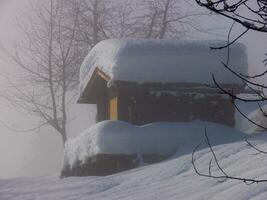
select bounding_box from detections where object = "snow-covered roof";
[79,39,248,97]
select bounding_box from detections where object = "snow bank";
[64,120,244,168]
[79,39,248,96]
[235,101,267,133]
[2,132,267,200]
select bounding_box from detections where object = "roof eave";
[77,68,110,104]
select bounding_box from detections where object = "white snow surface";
[235,101,267,133]
[79,39,248,96]
[2,125,267,200]
[63,121,243,167]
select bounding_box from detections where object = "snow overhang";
[78,39,248,103]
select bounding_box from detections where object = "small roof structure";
[78,39,248,102]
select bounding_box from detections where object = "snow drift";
[2,129,267,200]
[236,103,267,133]
[63,120,244,177]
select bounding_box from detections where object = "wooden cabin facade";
[78,68,244,127]
[78,39,248,127]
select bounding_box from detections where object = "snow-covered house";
[78,39,248,127]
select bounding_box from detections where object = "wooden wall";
[116,89,235,127]
[109,91,118,120]
[95,79,108,122]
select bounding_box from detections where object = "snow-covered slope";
[235,102,267,133]
[2,127,267,200]
[79,39,248,97]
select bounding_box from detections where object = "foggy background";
[0,0,266,179]
[0,0,95,178]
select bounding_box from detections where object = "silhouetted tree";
[3,0,82,144]
[2,0,205,145]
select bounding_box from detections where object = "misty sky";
[0,0,64,179]
[0,0,95,179]
[0,0,266,179]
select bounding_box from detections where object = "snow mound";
[2,133,267,200]
[64,120,244,168]
[235,102,267,133]
[79,39,248,96]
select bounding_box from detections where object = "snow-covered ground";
[236,100,267,134]
[2,123,267,200]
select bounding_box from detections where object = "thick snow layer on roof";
[79,39,248,95]
[64,120,244,167]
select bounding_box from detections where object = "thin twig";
[192,128,267,184]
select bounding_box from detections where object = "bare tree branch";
[192,128,267,184]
